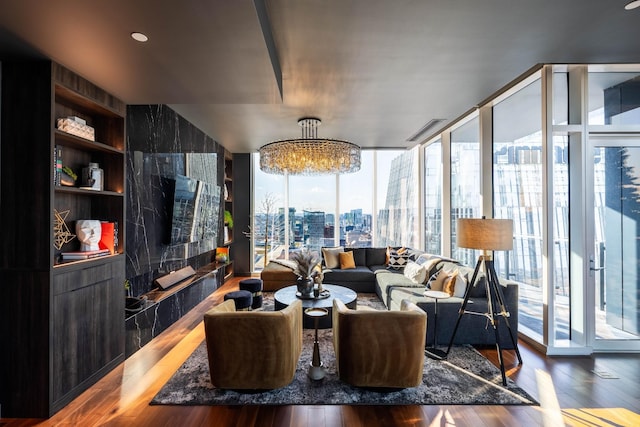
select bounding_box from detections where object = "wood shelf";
[53,253,123,270]
[54,186,124,197]
[54,130,124,154]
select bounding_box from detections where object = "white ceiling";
[1,0,639,153]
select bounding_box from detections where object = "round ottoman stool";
[239,278,263,309]
[223,290,253,311]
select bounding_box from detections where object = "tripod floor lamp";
[446,218,522,386]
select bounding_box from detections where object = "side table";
[424,290,451,360]
[305,307,328,380]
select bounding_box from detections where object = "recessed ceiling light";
[625,0,640,10]
[131,32,149,42]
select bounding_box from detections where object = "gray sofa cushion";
[374,269,421,306]
[365,247,387,266]
[323,265,373,283]
[345,247,367,266]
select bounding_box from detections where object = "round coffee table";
[274,284,357,329]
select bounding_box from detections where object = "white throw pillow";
[322,246,344,269]
[453,274,467,297]
[403,261,427,284]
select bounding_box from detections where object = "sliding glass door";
[589,137,640,350]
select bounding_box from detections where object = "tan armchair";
[332,298,427,388]
[203,298,302,389]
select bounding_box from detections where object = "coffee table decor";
[290,249,322,298]
[296,287,330,300]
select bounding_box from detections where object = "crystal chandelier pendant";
[259,118,361,175]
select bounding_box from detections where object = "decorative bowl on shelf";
[60,171,76,186]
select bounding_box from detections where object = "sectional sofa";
[260,246,519,349]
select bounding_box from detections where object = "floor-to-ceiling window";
[493,76,544,339]
[374,149,419,248]
[339,151,374,248]
[551,70,571,342]
[424,140,443,255]
[288,174,337,254]
[450,117,481,266]
[251,157,286,270]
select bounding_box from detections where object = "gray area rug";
[151,293,537,406]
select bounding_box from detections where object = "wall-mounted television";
[165,174,221,245]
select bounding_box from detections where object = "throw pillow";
[339,251,356,269]
[420,258,442,282]
[385,246,407,265]
[443,270,467,297]
[403,261,427,284]
[321,246,344,269]
[387,250,409,270]
[427,269,448,291]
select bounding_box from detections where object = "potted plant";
[224,210,233,229]
[224,210,233,243]
[290,249,321,298]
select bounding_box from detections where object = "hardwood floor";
[2,277,639,426]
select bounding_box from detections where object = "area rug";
[151,293,537,406]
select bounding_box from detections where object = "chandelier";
[259,118,361,175]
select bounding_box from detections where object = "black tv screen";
[167,174,221,245]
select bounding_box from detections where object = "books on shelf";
[99,221,116,254]
[54,145,62,186]
[61,249,111,260]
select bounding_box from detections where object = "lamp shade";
[457,218,513,251]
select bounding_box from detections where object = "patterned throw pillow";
[385,246,407,265]
[387,250,409,270]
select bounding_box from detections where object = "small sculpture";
[76,220,102,251]
[53,209,76,249]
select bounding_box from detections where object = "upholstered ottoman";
[239,278,263,309]
[223,290,253,311]
[260,261,298,291]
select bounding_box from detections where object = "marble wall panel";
[126,105,226,297]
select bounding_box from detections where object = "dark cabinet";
[52,258,124,405]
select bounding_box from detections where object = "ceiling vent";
[406,119,447,142]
